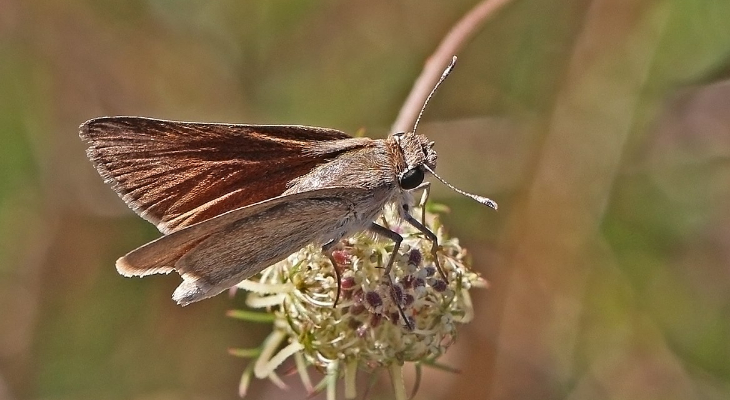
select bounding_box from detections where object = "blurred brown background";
[1,0,730,399]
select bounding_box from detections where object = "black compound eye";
[399,167,424,190]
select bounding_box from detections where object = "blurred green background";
[2,0,730,399]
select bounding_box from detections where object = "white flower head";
[230,205,486,399]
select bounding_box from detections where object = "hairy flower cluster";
[229,206,486,399]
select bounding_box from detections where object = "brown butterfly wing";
[113,186,370,304]
[80,117,362,233]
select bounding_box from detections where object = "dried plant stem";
[392,0,515,133]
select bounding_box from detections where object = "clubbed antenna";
[412,56,458,134]
[423,165,498,210]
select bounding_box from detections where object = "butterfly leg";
[368,223,413,330]
[400,203,447,281]
[322,239,343,307]
[412,181,431,226]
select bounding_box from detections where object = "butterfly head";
[393,131,437,190]
[386,56,497,210]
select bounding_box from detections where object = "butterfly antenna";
[423,164,498,210]
[411,56,458,134]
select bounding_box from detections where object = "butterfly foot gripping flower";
[228,205,487,400]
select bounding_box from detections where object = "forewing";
[80,117,360,233]
[115,187,368,304]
